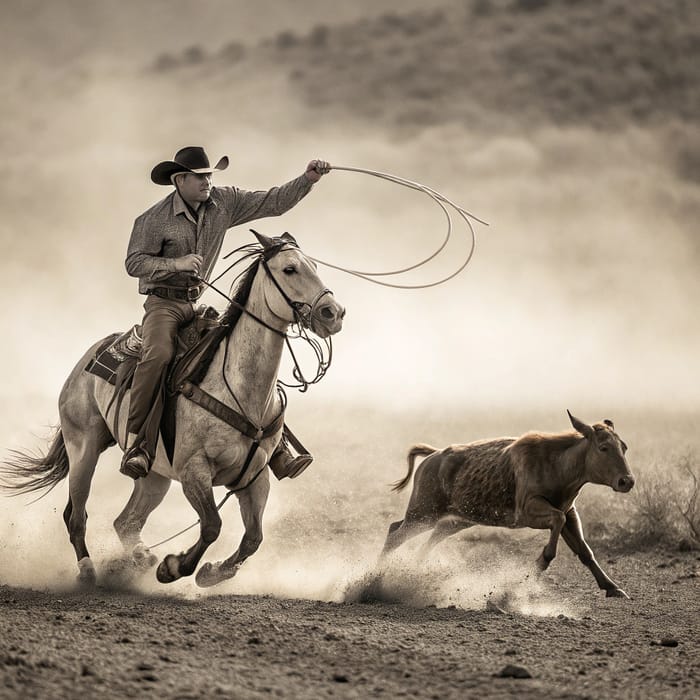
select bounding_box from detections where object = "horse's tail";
[1,428,70,498]
[391,443,438,493]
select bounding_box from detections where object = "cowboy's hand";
[305,159,331,183]
[174,254,203,276]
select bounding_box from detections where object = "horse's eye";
[599,445,609,452]
[283,266,296,275]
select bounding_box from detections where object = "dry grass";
[631,452,700,549]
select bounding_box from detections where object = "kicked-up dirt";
[0,549,698,699]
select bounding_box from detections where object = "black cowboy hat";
[151,146,229,186]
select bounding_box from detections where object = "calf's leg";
[518,495,567,571]
[418,515,473,560]
[380,518,434,559]
[561,508,629,598]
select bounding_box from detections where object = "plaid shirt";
[125,175,313,294]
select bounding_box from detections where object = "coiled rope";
[309,165,488,289]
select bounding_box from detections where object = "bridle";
[198,239,335,392]
[261,257,333,331]
[259,249,334,392]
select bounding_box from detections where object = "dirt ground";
[0,548,698,700]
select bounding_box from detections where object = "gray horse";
[2,233,344,587]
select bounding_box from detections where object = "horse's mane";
[186,244,263,386]
[218,245,264,334]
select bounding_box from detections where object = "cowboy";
[121,146,330,480]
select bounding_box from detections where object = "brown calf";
[381,411,635,598]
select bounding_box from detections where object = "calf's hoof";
[156,554,181,584]
[535,554,552,572]
[606,587,630,599]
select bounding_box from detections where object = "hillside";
[149,0,699,132]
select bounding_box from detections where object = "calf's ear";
[567,410,594,439]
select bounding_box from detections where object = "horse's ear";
[567,410,594,439]
[281,232,298,246]
[250,229,274,250]
[603,418,614,429]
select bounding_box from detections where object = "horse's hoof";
[76,557,97,587]
[195,562,218,588]
[606,587,630,599]
[195,561,237,588]
[156,554,181,584]
[132,544,158,570]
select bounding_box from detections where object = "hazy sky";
[2,0,698,419]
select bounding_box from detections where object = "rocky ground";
[0,549,698,699]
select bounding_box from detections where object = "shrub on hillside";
[471,0,494,17]
[183,46,205,64]
[219,41,246,63]
[153,52,178,72]
[309,24,329,48]
[275,31,299,50]
[513,0,550,11]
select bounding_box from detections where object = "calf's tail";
[0,428,69,499]
[391,443,437,492]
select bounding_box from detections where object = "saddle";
[85,305,224,460]
[85,304,222,389]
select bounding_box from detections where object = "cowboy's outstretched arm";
[222,160,331,227]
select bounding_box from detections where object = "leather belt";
[147,285,203,302]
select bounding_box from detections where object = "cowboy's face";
[175,172,212,204]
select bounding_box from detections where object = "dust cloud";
[1,1,698,605]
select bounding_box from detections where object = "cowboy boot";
[120,433,151,480]
[268,439,313,480]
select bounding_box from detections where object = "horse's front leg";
[156,459,221,583]
[196,470,270,588]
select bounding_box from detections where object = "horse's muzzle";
[312,298,345,338]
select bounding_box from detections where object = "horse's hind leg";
[62,428,111,585]
[113,471,171,568]
[196,472,271,588]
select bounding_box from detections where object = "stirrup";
[120,447,151,480]
[287,454,313,479]
[269,447,313,480]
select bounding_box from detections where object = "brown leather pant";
[127,294,195,459]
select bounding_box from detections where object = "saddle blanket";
[85,327,142,386]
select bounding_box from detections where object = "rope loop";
[312,165,488,289]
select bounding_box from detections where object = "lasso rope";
[309,165,488,289]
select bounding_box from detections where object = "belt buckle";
[186,286,200,301]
